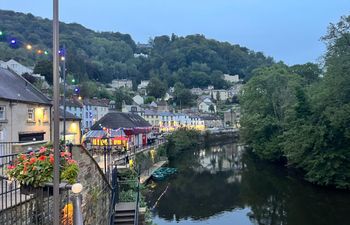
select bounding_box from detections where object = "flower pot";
[20,184,54,196]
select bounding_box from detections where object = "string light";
[60,56,66,61]
[0,30,50,57]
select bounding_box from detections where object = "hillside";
[0,9,275,88]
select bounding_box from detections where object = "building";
[190,88,204,96]
[61,97,109,133]
[90,112,152,148]
[198,98,217,113]
[137,80,149,90]
[224,106,241,128]
[211,89,229,101]
[59,109,81,144]
[200,115,223,128]
[223,74,239,83]
[0,68,52,143]
[157,100,169,112]
[132,95,144,105]
[110,79,133,89]
[0,59,33,75]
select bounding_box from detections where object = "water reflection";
[146,143,350,225]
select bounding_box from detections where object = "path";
[140,160,167,184]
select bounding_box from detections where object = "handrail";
[134,165,141,225]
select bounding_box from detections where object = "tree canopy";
[240,15,350,189]
[0,9,275,89]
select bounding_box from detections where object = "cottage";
[0,68,52,143]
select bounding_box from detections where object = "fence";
[0,152,81,225]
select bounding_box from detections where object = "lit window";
[28,108,35,121]
[0,106,5,120]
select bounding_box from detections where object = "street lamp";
[52,0,60,224]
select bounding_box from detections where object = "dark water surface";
[145,143,350,225]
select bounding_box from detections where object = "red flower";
[60,152,66,157]
[7,165,15,170]
[29,157,37,164]
[38,155,47,161]
[68,159,77,165]
[20,154,27,160]
[49,156,54,165]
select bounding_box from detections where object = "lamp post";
[61,46,67,145]
[52,0,60,224]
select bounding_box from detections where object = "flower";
[6,146,79,187]
[39,147,47,154]
[7,165,15,170]
[38,155,47,161]
[29,157,37,164]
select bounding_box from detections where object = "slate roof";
[90,112,151,130]
[59,109,81,120]
[0,68,51,105]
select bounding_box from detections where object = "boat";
[151,167,177,181]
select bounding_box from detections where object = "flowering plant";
[7,147,79,187]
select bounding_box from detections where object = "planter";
[20,184,54,196]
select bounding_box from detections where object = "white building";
[110,79,133,89]
[223,74,239,83]
[0,68,52,143]
[0,59,33,75]
[137,80,149,90]
[211,89,229,101]
[133,95,144,105]
[198,98,217,113]
[190,88,204,96]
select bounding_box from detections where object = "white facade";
[0,59,33,75]
[133,95,144,105]
[110,79,133,89]
[211,90,229,101]
[198,99,217,113]
[223,74,239,83]
[0,100,51,142]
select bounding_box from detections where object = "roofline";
[0,97,52,106]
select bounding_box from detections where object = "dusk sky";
[1,0,349,65]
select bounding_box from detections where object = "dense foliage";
[162,129,202,159]
[0,9,274,89]
[240,15,350,189]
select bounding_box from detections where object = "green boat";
[152,167,177,181]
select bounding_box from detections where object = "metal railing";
[134,166,141,225]
[0,150,83,225]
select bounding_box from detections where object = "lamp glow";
[37,50,43,54]
[60,56,65,61]
[44,51,48,55]
[10,39,16,44]
[71,183,83,194]
[0,31,3,35]
[78,96,82,100]
[26,44,32,50]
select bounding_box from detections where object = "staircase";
[114,202,136,225]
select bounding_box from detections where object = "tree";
[146,77,167,99]
[173,82,195,107]
[209,104,215,113]
[33,60,53,84]
[290,63,321,85]
[239,64,302,161]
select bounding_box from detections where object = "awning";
[84,129,126,139]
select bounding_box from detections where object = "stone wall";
[72,145,112,225]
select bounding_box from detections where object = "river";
[145,143,350,225]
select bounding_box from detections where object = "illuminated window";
[28,108,35,121]
[0,106,5,120]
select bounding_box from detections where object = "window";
[0,106,5,120]
[28,108,35,121]
[86,112,88,118]
[85,121,88,127]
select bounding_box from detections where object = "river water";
[145,143,350,225]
